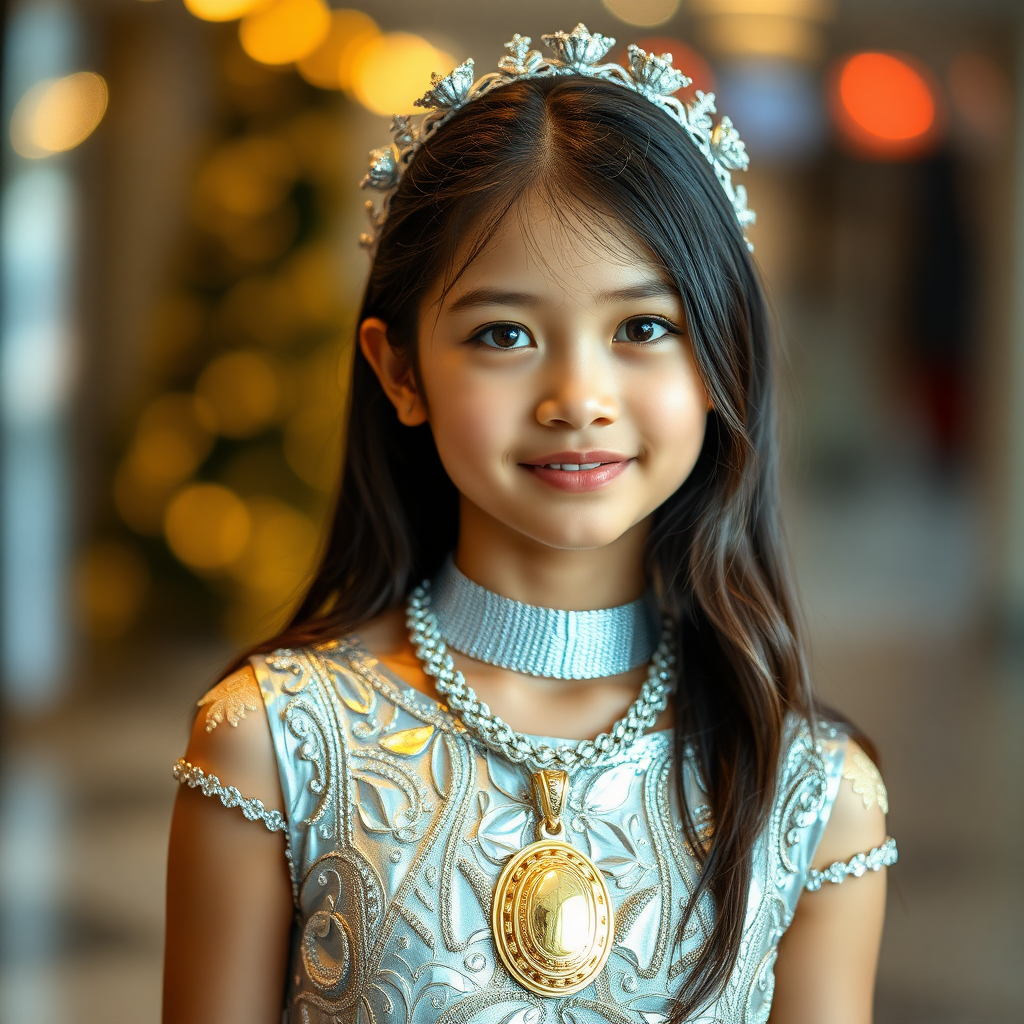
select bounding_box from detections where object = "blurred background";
[0,0,1022,1020]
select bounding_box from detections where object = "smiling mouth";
[519,452,633,492]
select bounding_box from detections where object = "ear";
[359,317,428,427]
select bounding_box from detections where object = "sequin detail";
[197,672,260,732]
[172,758,286,833]
[842,748,889,814]
[803,837,898,891]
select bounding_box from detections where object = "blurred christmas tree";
[77,5,457,650]
[84,29,353,646]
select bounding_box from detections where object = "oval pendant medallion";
[491,839,614,996]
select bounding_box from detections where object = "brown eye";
[475,324,531,349]
[614,317,674,345]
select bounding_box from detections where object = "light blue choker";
[430,558,659,680]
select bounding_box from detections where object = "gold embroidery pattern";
[843,749,889,814]
[198,672,260,732]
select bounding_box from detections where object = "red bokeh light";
[831,51,941,160]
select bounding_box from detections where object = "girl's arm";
[768,740,889,1024]
[163,667,293,1024]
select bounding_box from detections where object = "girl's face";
[367,198,710,553]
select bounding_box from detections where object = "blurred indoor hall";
[2,0,1023,1022]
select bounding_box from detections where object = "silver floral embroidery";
[222,643,861,1023]
[197,672,259,731]
[843,748,890,813]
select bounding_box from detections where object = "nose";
[534,345,619,430]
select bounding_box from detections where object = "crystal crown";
[359,24,755,254]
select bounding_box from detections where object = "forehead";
[429,192,673,312]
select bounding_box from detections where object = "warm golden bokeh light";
[114,462,172,536]
[196,350,284,438]
[351,32,455,116]
[184,0,268,23]
[114,393,216,535]
[689,0,834,16]
[164,484,251,570]
[297,8,380,90]
[239,0,331,66]
[11,72,108,158]
[700,14,823,61]
[221,203,300,263]
[193,135,297,226]
[282,340,347,491]
[832,52,938,158]
[601,0,681,29]
[283,405,340,491]
[230,496,318,594]
[76,541,150,640]
[126,393,216,488]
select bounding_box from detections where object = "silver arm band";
[172,757,286,834]
[804,836,898,891]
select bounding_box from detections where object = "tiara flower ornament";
[359,24,756,253]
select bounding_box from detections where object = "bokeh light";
[351,32,455,117]
[297,9,380,90]
[184,0,268,22]
[114,394,217,535]
[192,134,296,230]
[832,51,938,159]
[230,496,318,594]
[76,541,150,640]
[125,393,216,488]
[164,484,251,570]
[10,72,108,158]
[703,15,822,62]
[196,350,284,438]
[282,341,347,491]
[602,0,681,28]
[239,0,331,66]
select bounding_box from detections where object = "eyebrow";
[445,280,680,313]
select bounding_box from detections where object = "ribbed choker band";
[430,558,659,680]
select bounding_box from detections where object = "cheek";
[424,369,522,471]
[634,369,708,468]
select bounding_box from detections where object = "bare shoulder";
[812,739,889,872]
[769,738,889,1022]
[182,664,282,812]
[166,662,293,1024]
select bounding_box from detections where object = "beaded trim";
[803,836,898,892]
[172,758,287,834]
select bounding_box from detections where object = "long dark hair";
[249,75,815,1019]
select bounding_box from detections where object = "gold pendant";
[491,770,614,996]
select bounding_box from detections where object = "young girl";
[164,25,896,1024]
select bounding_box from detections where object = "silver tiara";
[359,24,756,254]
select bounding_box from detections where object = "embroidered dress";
[216,637,851,1024]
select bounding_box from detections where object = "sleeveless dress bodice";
[250,639,847,1024]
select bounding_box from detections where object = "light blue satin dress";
[243,638,849,1024]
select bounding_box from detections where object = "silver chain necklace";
[406,580,676,771]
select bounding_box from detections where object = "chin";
[512,514,635,553]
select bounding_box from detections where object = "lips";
[521,451,629,469]
[520,451,633,492]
